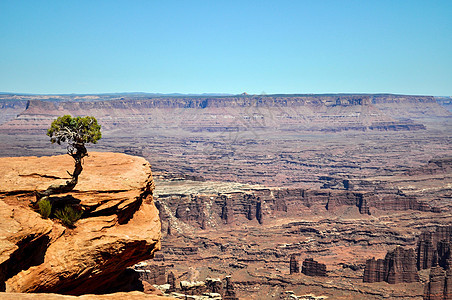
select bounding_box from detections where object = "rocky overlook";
[0,153,162,297]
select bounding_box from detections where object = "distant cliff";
[0,99,27,125]
[435,96,452,112]
[1,94,448,134]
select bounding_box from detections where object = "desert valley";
[0,93,451,299]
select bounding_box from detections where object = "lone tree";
[36,115,101,200]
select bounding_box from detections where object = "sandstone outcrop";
[423,266,452,300]
[417,226,452,270]
[223,276,239,300]
[179,280,209,296]
[301,258,327,277]
[363,258,386,283]
[0,153,161,295]
[206,277,224,296]
[289,254,300,274]
[363,246,419,284]
[167,272,176,293]
[152,274,237,299]
[134,263,166,285]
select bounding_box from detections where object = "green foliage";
[47,115,101,146]
[38,197,52,219]
[54,205,83,228]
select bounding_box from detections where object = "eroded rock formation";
[423,266,452,300]
[179,280,209,296]
[363,246,419,284]
[155,183,436,232]
[223,276,239,300]
[134,263,166,285]
[301,258,327,277]
[151,274,237,299]
[0,153,161,295]
[167,272,176,293]
[290,254,300,274]
[417,226,452,270]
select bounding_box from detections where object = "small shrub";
[54,205,83,228]
[38,197,52,219]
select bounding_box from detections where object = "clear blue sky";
[1,0,451,95]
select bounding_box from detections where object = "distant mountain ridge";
[0,93,449,134]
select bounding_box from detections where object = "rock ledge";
[0,152,161,295]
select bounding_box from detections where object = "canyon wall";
[0,99,26,125]
[155,185,436,231]
[1,94,447,134]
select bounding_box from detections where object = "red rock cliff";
[1,93,444,134]
[0,153,161,295]
[363,246,419,284]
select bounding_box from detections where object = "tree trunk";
[35,143,86,203]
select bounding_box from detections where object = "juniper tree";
[36,115,101,200]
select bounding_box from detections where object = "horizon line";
[0,91,449,97]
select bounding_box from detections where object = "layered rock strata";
[1,94,444,135]
[154,274,238,299]
[156,184,435,231]
[417,226,452,270]
[134,264,166,285]
[423,266,452,300]
[301,258,327,277]
[223,276,239,300]
[290,254,300,274]
[363,246,419,284]
[0,99,27,125]
[0,153,161,295]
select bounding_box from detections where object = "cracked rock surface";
[0,153,161,295]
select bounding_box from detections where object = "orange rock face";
[0,153,161,295]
